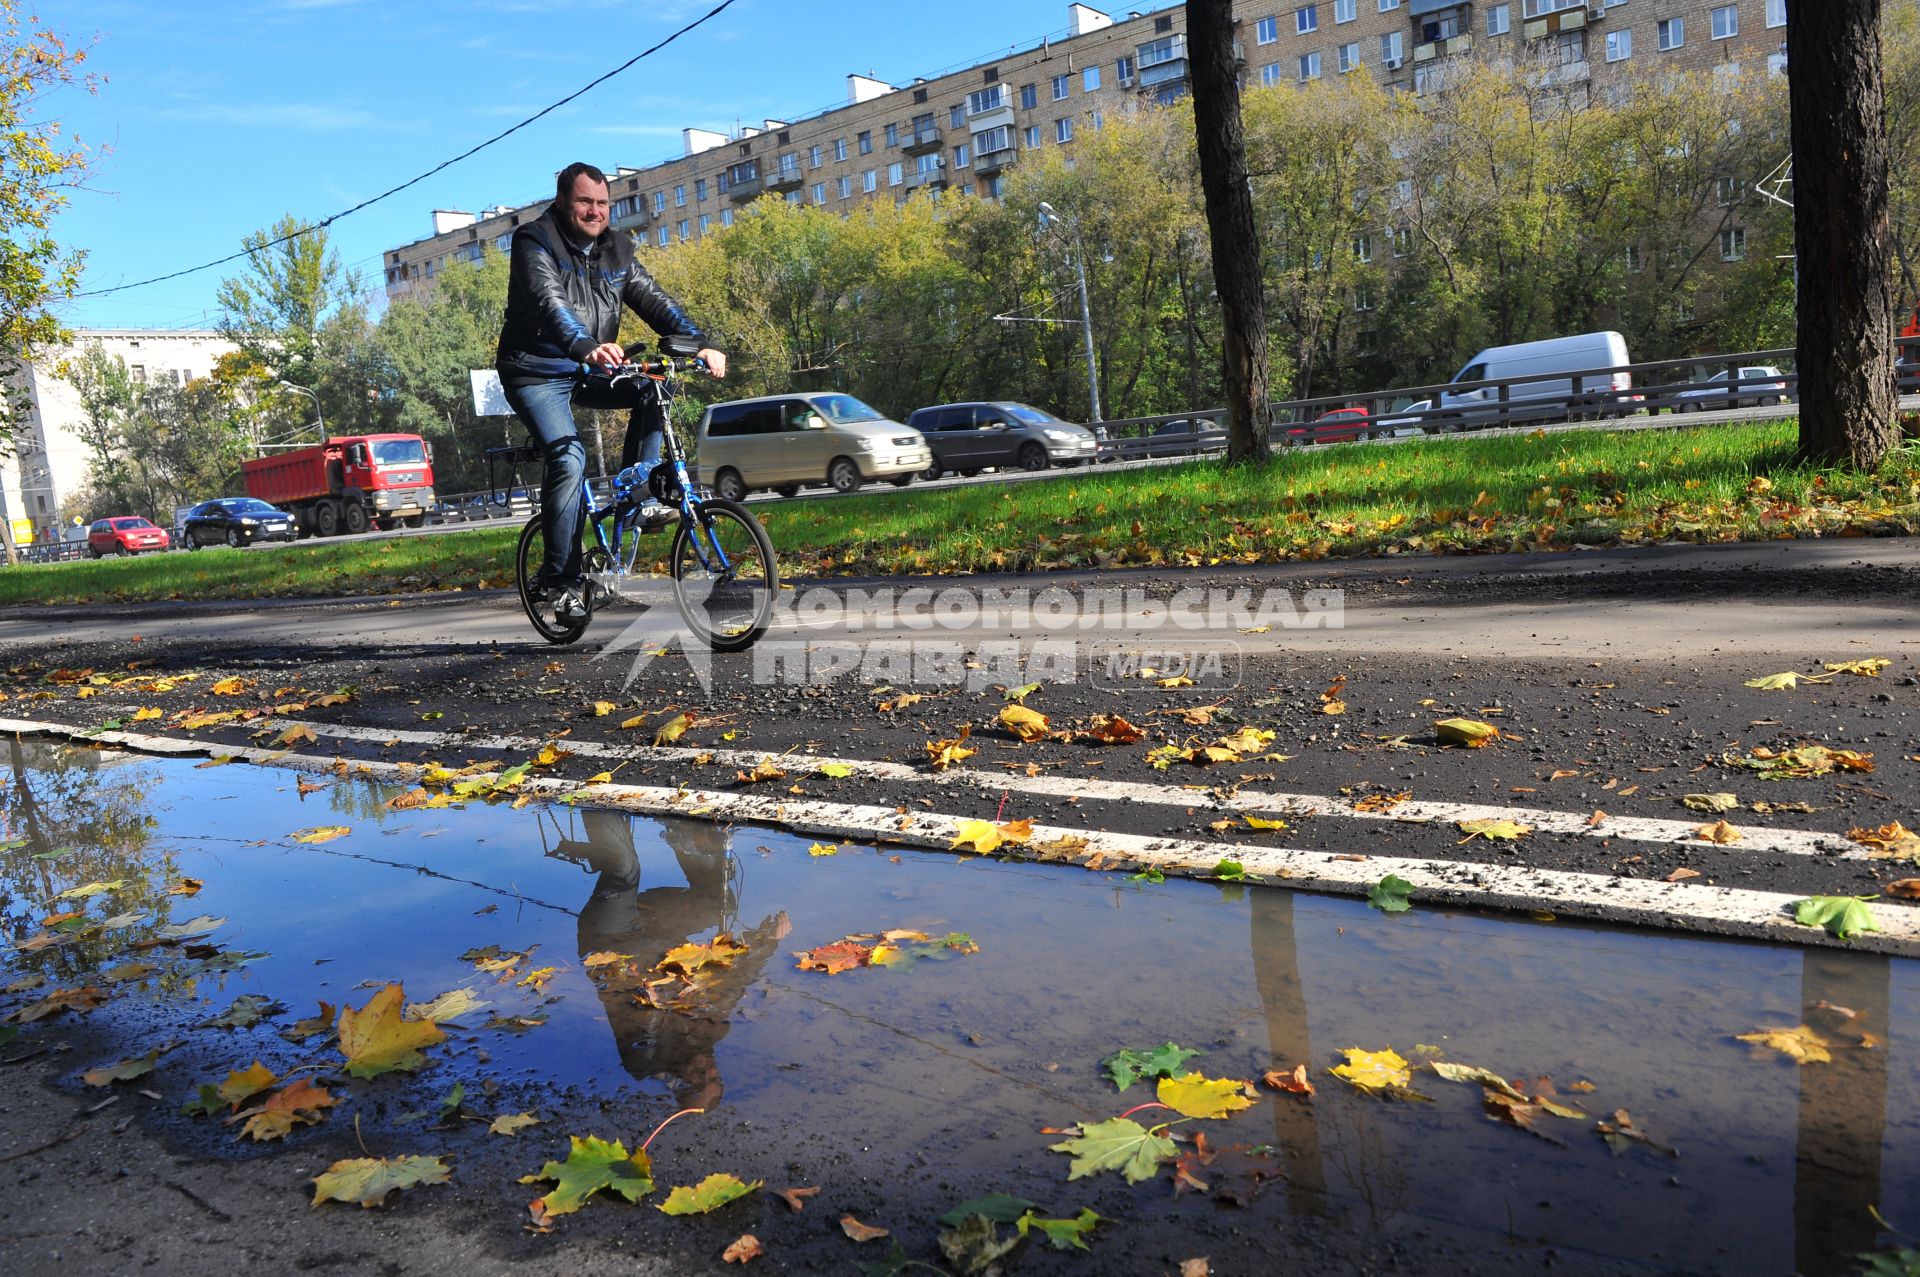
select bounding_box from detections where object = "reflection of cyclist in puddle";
[564,811,788,1109]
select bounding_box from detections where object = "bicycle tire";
[669,498,778,652]
[515,515,592,645]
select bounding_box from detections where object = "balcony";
[1138,58,1190,89]
[726,176,763,203]
[1412,33,1472,61]
[902,126,943,156]
[1540,56,1591,86]
[612,204,652,230]
[973,145,1018,176]
[905,164,948,192]
[1522,7,1587,39]
[767,167,804,193]
[967,104,1015,135]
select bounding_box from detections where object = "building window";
[1554,29,1586,62]
[1298,51,1321,79]
[1334,0,1356,21]
[1262,62,1283,86]
[1381,30,1404,61]
[1717,176,1744,205]
[1353,285,1373,312]
[1353,233,1371,262]
[721,208,734,227]
[677,218,689,238]
[863,169,878,192]
[812,183,826,205]
[888,161,904,186]
[834,137,848,161]
[1379,0,1399,8]
[837,175,852,198]
[695,178,708,201]
[1025,124,1042,147]
[884,123,898,147]
[1606,29,1631,60]
[1117,55,1135,82]
[984,174,1006,198]
[1721,227,1746,260]
[1658,17,1683,49]
[653,191,667,213]
[1711,4,1737,38]
[1395,177,1414,203]
[968,85,1007,114]
[674,185,686,207]
[858,131,873,154]
[1091,110,1104,130]
[809,145,822,168]
[1296,5,1318,33]
[1338,41,1361,71]
[1766,0,1786,27]
[1056,116,1074,143]
[1488,4,1510,35]
[954,142,970,166]
[1084,66,1101,92]
[1625,243,1641,272]
[1392,226,1412,256]
[698,213,712,232]
[1714,61,1742,88]
[656,227,669,247]
[1052,73,1070,100]
[1018,83,1037,110]
[1257,15,1279,42]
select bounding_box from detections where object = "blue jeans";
[502,375,663,585]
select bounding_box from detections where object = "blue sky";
[53,0,1168,330]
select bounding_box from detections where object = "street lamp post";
[276,381,326,444]
[1038,201,1103,424]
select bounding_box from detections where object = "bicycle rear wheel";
[515,515,593,645]
[669,498,778,652]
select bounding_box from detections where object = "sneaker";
[555,588,591,623]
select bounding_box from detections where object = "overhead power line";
[76,0,740,300]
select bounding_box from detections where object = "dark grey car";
[905,402,1098,479]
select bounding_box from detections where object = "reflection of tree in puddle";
[1794,949,1890,1277]
[1,741,180,979]
[549,811,788,1110]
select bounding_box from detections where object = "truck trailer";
[242,434,436,537]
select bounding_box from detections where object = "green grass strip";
[6,421,1918,608]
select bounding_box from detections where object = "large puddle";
[3,739,1916,1273]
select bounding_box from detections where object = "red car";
[1287,406,1372,445]
[87,516,171,557]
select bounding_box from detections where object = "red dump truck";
[242,434,437,537]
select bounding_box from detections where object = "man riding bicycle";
[496,160,727,621]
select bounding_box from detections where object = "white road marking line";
[244,717,1857,860]
[4,714,1910,956]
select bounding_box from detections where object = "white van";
[695,392,932,500]
[1437,331,1634,427]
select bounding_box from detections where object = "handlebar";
[584,351,708,379]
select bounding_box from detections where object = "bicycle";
[494,350,779,651]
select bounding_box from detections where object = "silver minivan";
[695,392,931,500]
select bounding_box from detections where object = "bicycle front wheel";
[670,498,778,652]
[515,514,592,645]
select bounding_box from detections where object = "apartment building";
[1,329,234,544]
[383,0,1789,296]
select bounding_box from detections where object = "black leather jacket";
[495,202,706,385]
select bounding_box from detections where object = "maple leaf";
[525,1135,655,1220]
[951,819,1007,854]
[1002,681,1041,704]
[927,724,977,770]
[735,758,786,783]
[290,826,350,845]
[1049,1117,1178,1184]
[1158,675,1196,689]
[1595,1109,1678,1158]
[53,878,130,901]
[182,1061,278,1115]
[1694,820,1742,845]
[200,995,282,1029]
[1017,1207,1104,1252]
[1726,744,1875,779]
[591,700,620,717]
[1087,714,1145,744]
[1744,671,1831,690]
[659,1173,761,1216]
[403,987,488,1024]
[312,1154,450,1208]
[795,940,873,974]
[652,711,697,746]
[1261,1065,1315,1096]
[490,1113,542,1136]
[840,1214,890,1243]
[1158,1073,1256,1119]
[1367,874,1415,913]
[722,1234,764,1264]
[1103,1042,1204,1091]
[282,1002,337,1043]
[273,723,318,747]
[938,1193,1037,1226]
[998,704,1052,741]
[1428,1061,1528,1100]
[1331,1047,1412,1092]
[1850,822,1920,860]
[155,914,225,939]
[82,1046,170,1087]
[1435,718,1500,747]
[1825,657,1891,677]
[211,677,253,696]
[166,877,205,897]
[1735,1024,1832,1065]
[519,965,559,990]
[878,692,925,713]
[1682,792,1740,813]
[1243,814,1288,831]
[656,934,749,977]
[1792,896,1879,941]
[101,961,159,985]
[1888,879,1920,899]
[232,1078,338,1141]
[870,931,978,969]
[817,762,853,778]
[1354,790,1412,813]
[807,842,838,857]
[1456,818,1530,843]
[1212,859,1247,882]
[338,984,447,1078]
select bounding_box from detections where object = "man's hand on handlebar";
[585,342,626,369]
[696,348,727,379]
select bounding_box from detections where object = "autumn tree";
[216,216,362,402]
[374,250,512,492]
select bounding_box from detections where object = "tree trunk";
[1189,0,1271,463]
[1790,0,1895,466]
